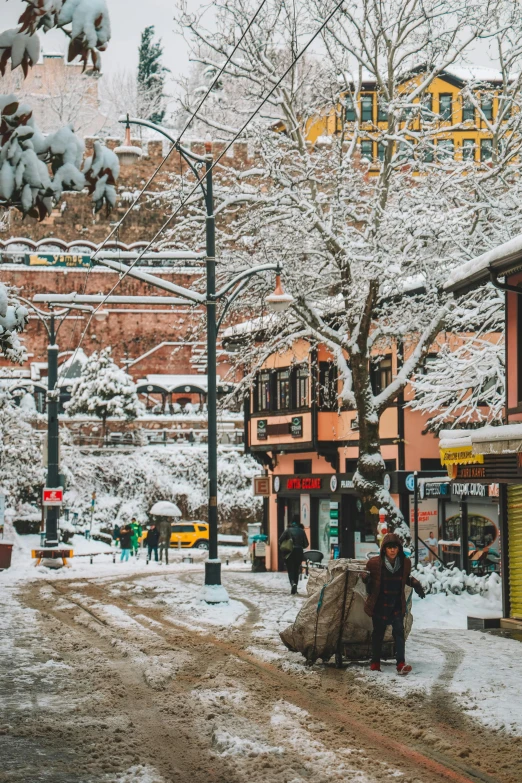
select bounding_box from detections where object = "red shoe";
[397,663,412,675]
[370,662,381,672]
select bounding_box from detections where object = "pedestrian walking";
[362,532,425,675]
[119,524,132,562]
[426,531,438,563]
[146,523,160,562]
[130,517,141,556]
[279,516,309,595]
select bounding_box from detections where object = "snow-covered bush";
[413,562,502,598]
[0,281,28,362]
[0,94,119,218]
[1,0,111,76]
[65,348,144,439]
[60,445,262,533]
[0,391,45,507]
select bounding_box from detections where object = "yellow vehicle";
[170,522,209,550]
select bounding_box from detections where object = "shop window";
[437,139,454,160]
[384,459,396,472]
[462,138,475,161]
[294,459,312,474]
[345,95,356,122]
[481,95,494,121]
[361,94,373,122]
[370,356,392,395]
[480,139,493,161]
[439,93,453,121]
[360,140,373,160]
[255,370,271,412]
[345,459,358,473]
[295,366,309,408]
[462,100,475,122]
[276,369,291,410]
[319,362,338,410]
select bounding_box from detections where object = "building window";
[439,93,453,121]
[295,366,309,408]
[360,140,373,159]
[377,101,388,122]
[462,100,475,122]
[462,138,475,161]
[370,357,392,395]
[480,138,493,161]
[319,362,338,410]
[481,95,494,121]
[361,95,373,122]
[421,93,433,118]
[377,142,386,161]
[294,459,312,474]
[345,95,356,122]
[276,369,291,410]
[256,371,271,412]
[420,143,434,163]
[437,139,454,160]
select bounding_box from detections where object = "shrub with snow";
[0,391,45,507]
[0,282,28,363]
[412,562,502,599]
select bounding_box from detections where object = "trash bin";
[0,542,13,570]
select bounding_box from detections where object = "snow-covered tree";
[0,283,28,363]
[170,0,522,537]
[0,0,111,76]
[0,390,45,507]
[137,25,168,125]
[65,348,144,441]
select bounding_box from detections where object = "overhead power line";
[66,0,347,364]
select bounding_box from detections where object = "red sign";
[286,477,322,490]
[253,476,270,496]
[43,488,63,506]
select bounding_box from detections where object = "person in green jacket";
[130,518,141,556]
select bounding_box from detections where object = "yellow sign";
[439,446,484,467]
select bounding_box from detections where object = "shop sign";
[330,475,338,492]
[253,476,270,496]
[340,478,354,489]
[43,487,63,506]
[27,253,91,268]
[489,484,500,497]
[300,494,310,527]
[452,482,487,497]
[440,446,484,467]
[256,419,267,440]
[405,474,415,492]
[287,477,322,490]
[273,476,281,492]
[456,465,486,479]
[419,482,450,499]
[290,416,303,438]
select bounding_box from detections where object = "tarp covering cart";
[280,559,413,667]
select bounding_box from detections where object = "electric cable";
[65,0,346,364]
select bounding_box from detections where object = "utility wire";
[66,0,346,364]
[57,0,270,377]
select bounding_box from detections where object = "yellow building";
[306,65,505,165]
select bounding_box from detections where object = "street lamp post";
[110,117,294,599]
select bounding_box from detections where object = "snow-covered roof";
[336,64,503,91]
[136,374,234,394]
[222,314,279,339]
[444,234,522,293]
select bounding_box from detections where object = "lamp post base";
[202,559,229,603]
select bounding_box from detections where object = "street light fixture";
[111,116,294,601]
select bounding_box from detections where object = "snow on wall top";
[443,233,522,292]
[439,423,522,451]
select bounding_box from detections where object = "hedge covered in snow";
[61,445,262,534]
[413,562,501,599]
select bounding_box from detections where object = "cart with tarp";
[280,558,413,667]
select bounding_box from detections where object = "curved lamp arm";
[118,115,208,200]
[215,263,280,300]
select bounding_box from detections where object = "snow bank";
[413,562,501,598]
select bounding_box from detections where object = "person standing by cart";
[362,532,425,675]
[279,516,309,595]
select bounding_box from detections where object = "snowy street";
[1,542,521,783]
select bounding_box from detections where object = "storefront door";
[507,485,522,619]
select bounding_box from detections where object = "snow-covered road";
[0,541,521,783]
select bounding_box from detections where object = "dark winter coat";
[363,533,421,618]
[119,527,132,549]
[146,527,160,547]
[279,522,309,550]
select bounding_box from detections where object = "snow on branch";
[0,94,119,218]
[1,0,111,75]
